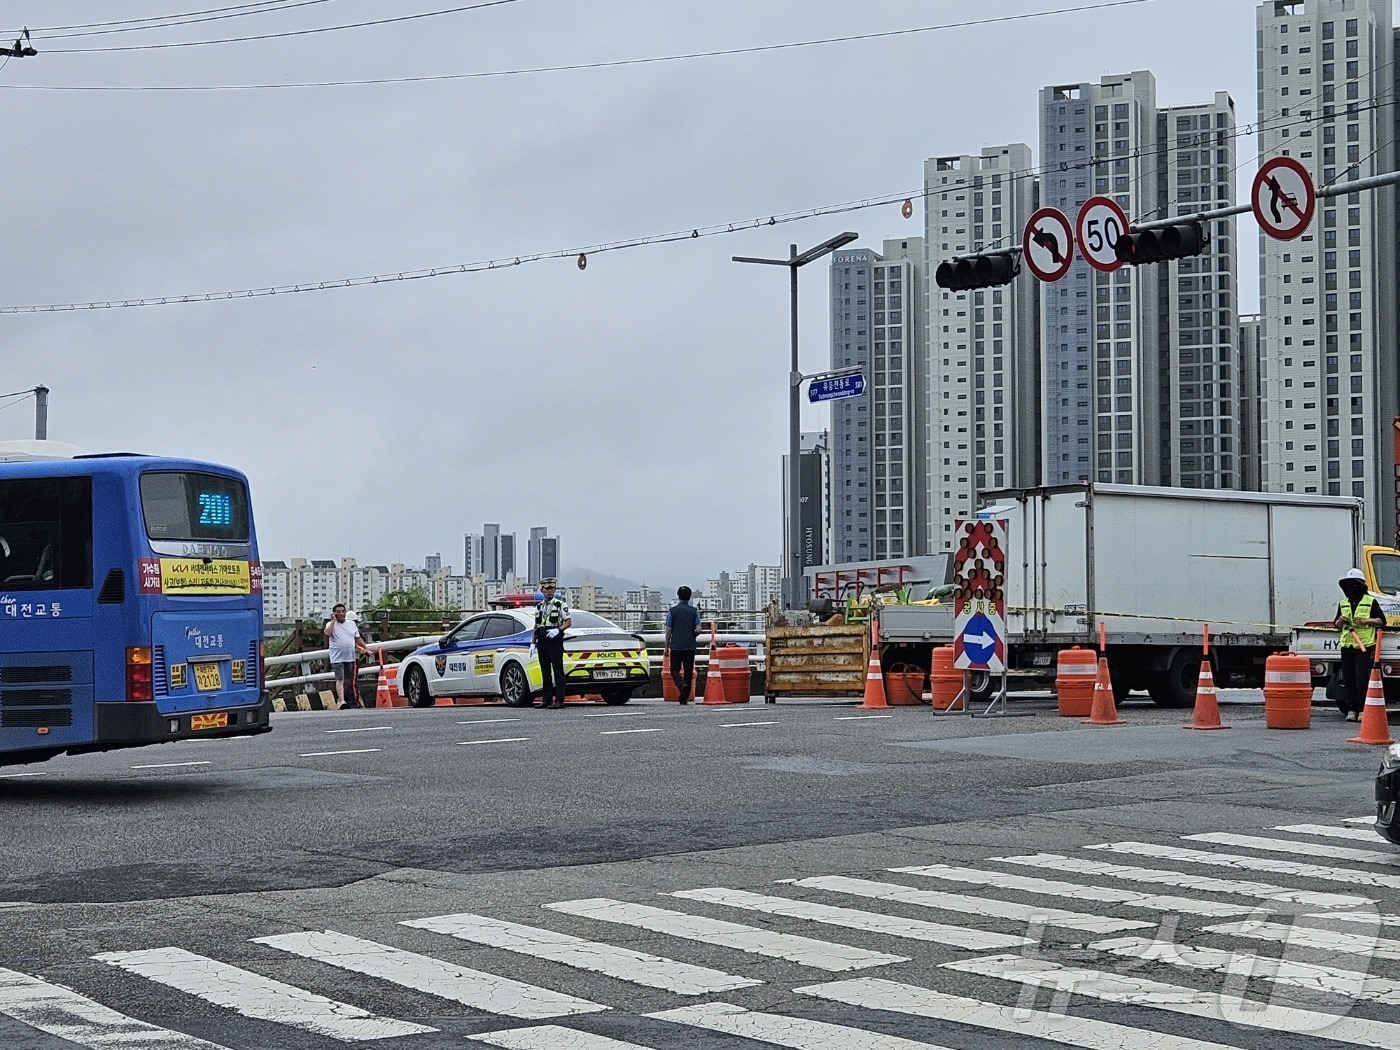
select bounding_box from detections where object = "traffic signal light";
[1114,221,1209,265]
[935,251,1020,291]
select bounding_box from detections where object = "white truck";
[875,483,1364,707]
[1288,544,1400,701]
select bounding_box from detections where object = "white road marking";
[671,887,1031,950]
[799,977,1260,1050]
[1204,919,1400,961]
[1092,934,1400,1005]
[130,761,211,769]
[94,946,434,1041]
[793,875,1151,934]
[581,712,645,718]
[1275,823,1388,842]
[718,721,780,728]
[599,729,663,736]
[255,930,605,1018]
[892,862,1252,917]
[833,714,894,720]
[652,1000,953,1049]
[469,1026,655,1049]
[326,726,394,734]
[1305,909,1400,929]
[457,718,522,725]
[402,912,760,995]
[458,738,531,745]
[0,771,47,778]
[946,953,1400,1048]
[297,748,382,758]
[544,898,905,970]
[1185,831,1400,866]
[0,966,234,1049]
[1088,840,1400,889]
[1345,816,1377,825]
[998,852,1374,909]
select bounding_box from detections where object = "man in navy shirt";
[665,586,702,704]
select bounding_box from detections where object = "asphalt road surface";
[0,690,1396,1049]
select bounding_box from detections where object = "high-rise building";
[1256,0,1396,541]
[424,553,442,574]
[463,533,483,578]
[482,524,501,581]
[923,145,1038,550]
[528,526,560,583]
[499,532,516,578]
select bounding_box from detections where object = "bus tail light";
[126,646,154,702]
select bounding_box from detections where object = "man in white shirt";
[324,603,372,709]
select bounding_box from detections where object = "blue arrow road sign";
[808,373,866,403]
[959,611,1000,669]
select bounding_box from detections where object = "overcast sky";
[1,1,1295,587]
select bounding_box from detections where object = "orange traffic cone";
[661,649,680,702]
[1349,666,1395,745]
[1185,656,1229,730]
[860,619,889,709]
[1082,657,1124,726]
[700,644,726,705]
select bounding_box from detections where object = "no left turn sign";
[1076,196,1129,272]
[1022,208,1074,282]
[1252,156,1315,240]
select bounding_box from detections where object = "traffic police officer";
[534,578,572,709]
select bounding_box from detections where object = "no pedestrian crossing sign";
[1252,156,1315,240]
[952,517,1007,672]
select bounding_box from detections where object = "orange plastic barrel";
[660,650,680,701]
[1264,652,1313,729]
[1056,646,1098,718]
[931,645,962,710]
[884,667,924,705]
[714,645,752,703]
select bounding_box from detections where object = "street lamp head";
[792,231,860,267]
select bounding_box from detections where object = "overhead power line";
[35,1,341,41]
[33,0,337,34]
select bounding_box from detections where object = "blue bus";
[0,445,272,767]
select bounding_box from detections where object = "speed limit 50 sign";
[1076,196,1129,273]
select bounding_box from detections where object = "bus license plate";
[193,664,223,692]
[191,712,229,731]
[593,668,626,680]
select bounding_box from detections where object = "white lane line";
[255,930,605,1019]
[1091,935,1400,1005]
[458,738,531,745]
[1345,816,1377,825]
[0,966,234,1050]
[326,726,394,734]
[544,898,905,971]
[469,1026,655,1049]
[671,887,1030,950]
[94,947,434,1041]
[798,977,1257,1050]
[891,862,1252,918]
[1185,831,1400,866]
[946,953,1400,1048]
[599,729,663,736]
[0,771,47,779]
[402,913,759,995]
[1088,841,1400,890]
[1275,823,1387,842]
[297,748,382,758]
[457,718,522,725]
[1204,920,1400,962]
[997,852,1374,910]
[652,1000,954,1049]
[130,761,211,769]
[718,721,780,728]
[582,712,645,718]
[792,875,1150,935]
[833,714,893,720]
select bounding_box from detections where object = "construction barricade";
[712,645,753,704]
[1263,652,1312,729]
[930,645,962,711]
[1054,646,1097,718]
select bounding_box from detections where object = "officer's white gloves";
[547,628,560,639]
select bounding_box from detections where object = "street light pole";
[735,231,859,610]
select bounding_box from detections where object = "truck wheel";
[500,663,534,707]
[968,670,993,704]
[404,666,433,708]
[1150,650,1199,708]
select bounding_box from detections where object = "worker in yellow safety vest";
[1333,567,1384,722]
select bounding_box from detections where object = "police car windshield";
[568,611,623,630]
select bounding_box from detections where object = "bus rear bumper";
[91,694,274,749]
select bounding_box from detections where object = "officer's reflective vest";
[536,597,567,629]
[1339,593,1379,650]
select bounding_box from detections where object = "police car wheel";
[601,688,631,706]
[500,663,533,707]
[404,665,433,708]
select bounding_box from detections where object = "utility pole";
[0,29,36,58]
[34,385,47,439]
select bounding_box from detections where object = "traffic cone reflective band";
[860,619,889,709]
[1082,657,1124,726]
[1349,666,1395,745]
[1185,657,1229,730]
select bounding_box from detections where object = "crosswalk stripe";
[255,930,607,1018]
[791,875,1152,935]
[468,1024,656,1049]
[94,947,434,1042]
[946,953,1400,1048]
[1306,909,1400,929]
[1090,934,1400,1005]
[1275,823,1387,843]
[0,966,233,1050]
[1203,920,1400,962]
[400,912,760,995]
[796,977,1248,1050]
[889,862,1252,917]
[651,1000,955,1049]
[1086,841,1400,890]
[670,887,1031,949]
[1185,831,1400,865]
[997,852,1374,909]
[543,898,906,971]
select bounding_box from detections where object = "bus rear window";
[0,476,93,590]
[140,472,250,543]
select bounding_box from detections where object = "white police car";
[396,608,650,707]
